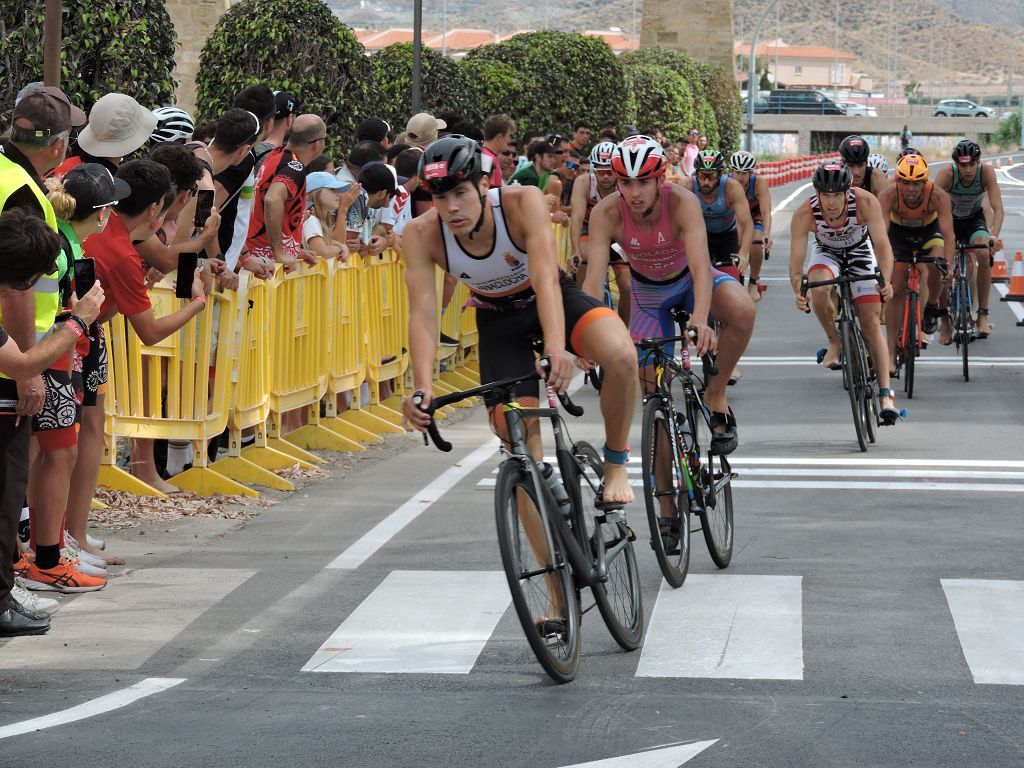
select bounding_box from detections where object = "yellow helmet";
[896,153,929,182]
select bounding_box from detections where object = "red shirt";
[482,147,503,188]
[245,146,307,260]
[84,213,151,320]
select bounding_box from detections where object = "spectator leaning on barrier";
[214,85,276,274]
[380,148,422,242]
[510,140,559,193]
[358,162,401,247]
[258,91,300,164]
[138,143,209,273]
[482,114,515,189]
[51,93,156,179]
[0,85,86,625]
[243,114,326,273]
[302,172,351,262]
[0,210,104,635]
[337,141,387,255]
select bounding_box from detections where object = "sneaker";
[23,557,106,593]
[64,532,107,569]
[61,551,106,577]
[87,534,106,551]
[13,553,30,578]
[439,333,459,347]
[12,577,59,616]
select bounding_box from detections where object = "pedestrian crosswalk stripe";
[302,570,511,674]
[475,478,1024,493]
[558,740,719,768]
[636,575,803,680]
[941,579,1024,685]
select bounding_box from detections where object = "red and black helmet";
[418,135,482,194]
[812,162,853,193]
[611,135,667,180]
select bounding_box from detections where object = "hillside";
[335,0,1024,94]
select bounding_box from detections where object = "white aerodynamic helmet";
[151,106,195,144]
[611,135,666,179]
[589,141,616,168]
[867,153,889,173]
[729,150,757,172]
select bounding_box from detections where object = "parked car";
[839,102,878,117]
[933,99,995,117]
[754,90,846,115]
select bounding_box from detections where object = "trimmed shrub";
[698,62,742,153]
[626,64,696,142]
[371,43,477,129]
[462,31,634,139]
[196,0,370,157]
[0,0,176,128]
[459,57,521,126]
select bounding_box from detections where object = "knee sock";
[165,440,192,476]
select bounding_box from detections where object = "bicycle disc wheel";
[690,396,734,568]
[494,461,580,683]
[841,316,868,452]
[640,397,690,588]
[569,442,644,650]
[905,293,917,399]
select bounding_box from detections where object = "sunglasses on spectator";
[306,136,328,144]
[500,150,517,157]
[565,161,579,170]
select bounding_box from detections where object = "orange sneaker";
[13,553,31,578]
[23,557,106,593]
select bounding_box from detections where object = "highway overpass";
[748,115,1000,154]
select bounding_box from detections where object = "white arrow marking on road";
[942,579,1024,685]
[558,740,719,768]
[0,678,185,739]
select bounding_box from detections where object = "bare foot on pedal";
[602,462,634,505]
[821,339,842,370]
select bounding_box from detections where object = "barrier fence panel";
[99,280,251,497]
[362,249,409,429]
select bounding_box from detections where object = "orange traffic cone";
[991,250,1009,283]
[1002,251,1024,301]
[995,157,1002,169]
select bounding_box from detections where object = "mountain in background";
[335,0,1024,96]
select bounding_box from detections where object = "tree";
[0,0,177,128]
[196,0,370,158]
[903,80,922,98]
[461,31,634,139]
[371,43,476,129]
[625,64,696,142]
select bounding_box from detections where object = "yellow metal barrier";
[362,249,409,429]
[99,280,252,497]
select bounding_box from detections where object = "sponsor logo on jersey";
[630,237,640,247]
[504,253,522,268]
[424,161,448,179]
[656,232,666,245]
[287,160,304,172]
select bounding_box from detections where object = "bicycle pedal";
[600,509,626,524]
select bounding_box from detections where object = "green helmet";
[695,149,726,173]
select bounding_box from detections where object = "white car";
[840,102,878,117]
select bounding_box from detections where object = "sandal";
[878,387,906,426]
[709,408,738,455]
[816,346,843,370]
[976,308,992,339]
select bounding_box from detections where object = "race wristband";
[64,320,85,339]
[192,295,207,305]
[68,315,89,335]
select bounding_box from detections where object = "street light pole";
[746,0,782,152]
[43,0,62,87]
[442,0,447,57]
[833,0,839,104]
[412,0,422,114]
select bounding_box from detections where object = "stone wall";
[640,0,736,75]
[165,0,228,114]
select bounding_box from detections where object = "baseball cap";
[356,117,390,143]
[274,90,300,120]
[62,162,132,210]
[77,93,158,158]
[306,171,350,195]
[11,86,87,136]
[359,162,407,196]
[405,113,447,149]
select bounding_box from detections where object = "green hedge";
[697,62,741,154]
[371,43,476,129]
[196,0,369,157]
[627,64,696,141]
[0,0,176,128]
[462,31,634,139]
[458,58,522,126]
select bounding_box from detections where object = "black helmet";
[813,162,853,193]
[418,134,482,194]
[838,135,870,164]
[952,139,981,164]
[898,146,921,161]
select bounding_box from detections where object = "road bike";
[415,360,642,683]
[892,249,947,399]
[802,263,886,452]
[635,308,735,587]
[948,241,990,382]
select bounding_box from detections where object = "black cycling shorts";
[476,276,616,406]
[888,221,944,261]
[953,210,989,243]
[706,229,740,269]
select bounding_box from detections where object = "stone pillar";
[640,0,736,74]
[164,0,229,115]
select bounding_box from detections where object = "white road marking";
[478,478,1023,492]
[326,441,498,569]
[636,575,803,680]
[538,456,1024,468]
[735,355,1024,367]
[994,283,1024,322]
[0,678,185,739]
[0,569,255,671]
[771,183,812,215]
[558,740,719,768]
[302,570,511,674]
[942,579,1024,685]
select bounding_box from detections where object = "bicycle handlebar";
[800,267,886,314]
[635,327,719,377]
[413,356,584,452]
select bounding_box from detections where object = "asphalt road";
[2,164,1023,768]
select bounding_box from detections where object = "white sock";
[165,440,193,476]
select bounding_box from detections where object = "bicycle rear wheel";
[904,293,918,399]
[689,394,734,568]
[640,397,690,588]
[840,315,869,452]
[856,324,878,444]
[568,442,644,651]
[955,280,970,382]
[494,461,580,683]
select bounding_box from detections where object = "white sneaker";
[12,577,59,616]
[87,534,106,551]
[64,532,107,569]
[61,546,107,577]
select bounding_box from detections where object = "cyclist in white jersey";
[790,162,899,422]
[401,136,639,505]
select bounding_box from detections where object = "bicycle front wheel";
[569,442,644,651]
[494,461,580,683]
[690,395,735,568]
[640,397,690,588]
[955,280,970,382]
[904,293,918,399]
[841,315,869,452]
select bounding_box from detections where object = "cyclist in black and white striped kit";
[789,162,901,423]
